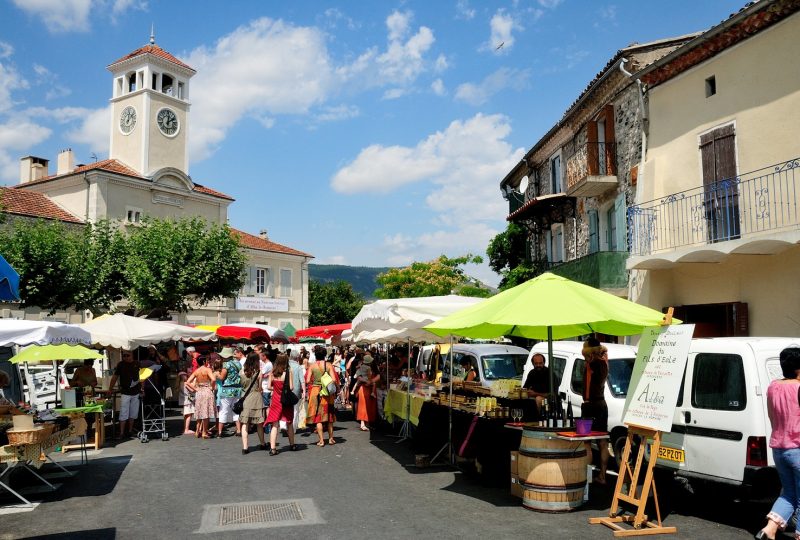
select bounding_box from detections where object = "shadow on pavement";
[19,528,116,540]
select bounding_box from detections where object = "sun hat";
[218,347,235,358]
[185,346,196,353]
[362,354,374,365]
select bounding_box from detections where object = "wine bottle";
[548,399,556,428]
[543,399,550,428]
[556,398,564,428]
[566,398,574,428]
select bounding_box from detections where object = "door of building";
[699,124,740,242]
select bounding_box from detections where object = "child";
[178,371,196,435]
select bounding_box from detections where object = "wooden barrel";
[518,427,587,512]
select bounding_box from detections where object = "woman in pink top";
[755,347,800,540]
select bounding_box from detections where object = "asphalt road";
[0,409,779,539]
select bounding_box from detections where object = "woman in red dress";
[355,355,380,431]
[266,353,296,455]
[306,347,339,446]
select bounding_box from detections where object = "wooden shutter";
[614,193,627,251]
[586,122,599,176]
[700,124,736,185]
[267,267,275,297]
[247,266,256,295]
[603,105,616,175]
[588,210,599,254]
[545,230,553,263]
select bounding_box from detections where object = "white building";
[9,37,312,328]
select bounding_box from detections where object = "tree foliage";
[0,217,246,315]
[308,279,365,326]
[374,254,491,299]
[124,217,246,313]
[486,223,539,290]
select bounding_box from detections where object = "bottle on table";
[566,398,574,428]
[555,397,564,429]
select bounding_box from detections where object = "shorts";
[262,392,272,408]
[218,396,240,423]
[119,393,140,422]
[581,400,608,433]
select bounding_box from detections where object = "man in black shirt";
[108,351,142,439]
[523,353,550,411]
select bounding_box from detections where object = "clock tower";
[107,33,195,176]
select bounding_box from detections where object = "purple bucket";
[576,418,593,435]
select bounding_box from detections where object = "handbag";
[281,369,299,407]
[319,361,338,397]
[233,371,259,415]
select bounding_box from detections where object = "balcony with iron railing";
[549,251,628,293]
[628,157,800,269]
[566,142,617,197]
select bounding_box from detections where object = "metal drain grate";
[197,498,323,533]
[219,502,303,525]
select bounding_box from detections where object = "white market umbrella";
[80,313,216,349]
[0,320,92,347]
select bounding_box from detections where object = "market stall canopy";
[80,313,217,349]
[295,323,351,340]
[10,344,103,364]
[214,325,270,343]
[425,272,677,340]
[269,329,290,344]
[0,320,92,347]
[282,322,296,337]
[351,295,484,344]
[227,322,279,336]
[0,255,20,301]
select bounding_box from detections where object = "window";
[570,358,585,395]
[480,354,527,380]
[588,210,599,254]
[255,268,267,295]
[550,155,562,194]
[127,72,136,92]
[550,356,567,391]
[177,82,185,99]
[606,204,617,251]
[280,268,292,297]
[547,224,564,263]
[162,74,174,96]
[607,358,636,398]
[151,73,159,90]
[691,353,746,411]
[705,75,716,97]
[125,206,143,223]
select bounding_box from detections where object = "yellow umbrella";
[10,344,103,364]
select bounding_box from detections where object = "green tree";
[308,279,365,326]
[486,223,539,290]
[374,254,491,299]
[124,217,247,313]
[71,220,129,315]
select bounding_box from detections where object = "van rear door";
[660,343,757,483]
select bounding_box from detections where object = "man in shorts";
[108,350,142,439]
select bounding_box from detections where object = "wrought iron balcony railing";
[628,157,800,257]
[566,142,617,197]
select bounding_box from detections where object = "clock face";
[119,106,136,134]
[157,108,179,137]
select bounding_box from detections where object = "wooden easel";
[589,308,677,537]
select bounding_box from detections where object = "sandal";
[316,441,325,447]
[269,448,279,456]
[328,438,336,445]
[359,426,369,431]
[290,444,299,451]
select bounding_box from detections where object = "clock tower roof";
[108,43,195,73]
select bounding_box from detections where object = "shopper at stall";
[306,347,338,446]
[70,359,98,389]
[185,346,200,373]
[582,337,610,485]
[280,348,305,434]
[258,346,274,417]
[186,356,217,439]
[355,355,380,431]
[754,346,800,540]
[523,353,550,410]
[107,350,142,440]
[459,357,478,382]
[265,353,297,455]
[217,347,242,437]
[238,352,266,454]
[179,370,195,435]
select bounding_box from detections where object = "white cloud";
[332,113,523,283]
[65,106,110,155]
[0,43,14,60]
[485,10,520,54]
[597,5,618,26]
[186,18,334,160]
[0,119,52,183]
[434,54,449,72]
[386,10,412,42]
[316,104,360,122]
[455,67,530,106]
[375,11,435,87]
[431,79,446,96]
[0,62,29,114]
[325,255,347,265]
[111,0,148,23]
[456,0,476,20]
[321,8,358,30]
[11,0,92,33]
[537,0,564,8]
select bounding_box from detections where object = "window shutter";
[267,267,275,297]
[586,122,599,176]
[246,266,256,295]
[614,193,627,251]
[588,210,599,254]
[604,105,616,175]
[545,230,553,263]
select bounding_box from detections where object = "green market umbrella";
[10,344,103,364]
[282,322,297,338]
[425,272,678,396]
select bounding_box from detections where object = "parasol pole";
[431,334,454,465]
[547,326,555,404]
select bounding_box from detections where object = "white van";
[440,343,530,389]
[653,337,797,497]
[522,341,639,461]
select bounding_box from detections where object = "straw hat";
[219,347,235,358]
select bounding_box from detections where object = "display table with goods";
[54,401,108,452]
[0,408,83,509]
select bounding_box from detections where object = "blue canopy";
[0,255,20,301]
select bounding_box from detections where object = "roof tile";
[108,44,195,72]
[231,228,313,258]
[0,187,83,223]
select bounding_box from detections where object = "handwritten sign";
[622,324,694,432]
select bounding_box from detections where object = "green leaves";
[486,223,538,290]
[308,279,365,326]
[0,217,247,315]
[373,254,490,299]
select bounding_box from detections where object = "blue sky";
[0,0,744,285]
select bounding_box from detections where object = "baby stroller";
[139,367,169,443]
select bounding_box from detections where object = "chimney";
[56,148,75,175]
[259,229,269,240]
[19,156,49,184]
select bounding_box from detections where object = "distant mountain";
[309,264,392,299]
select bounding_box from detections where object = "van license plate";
[657,446,685,463]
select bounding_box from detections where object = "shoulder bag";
[233,371,259,415]
[319,361,338,397]
[281,368,299,406]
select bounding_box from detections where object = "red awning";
[215,325,270,343]
[295,323,351,339]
